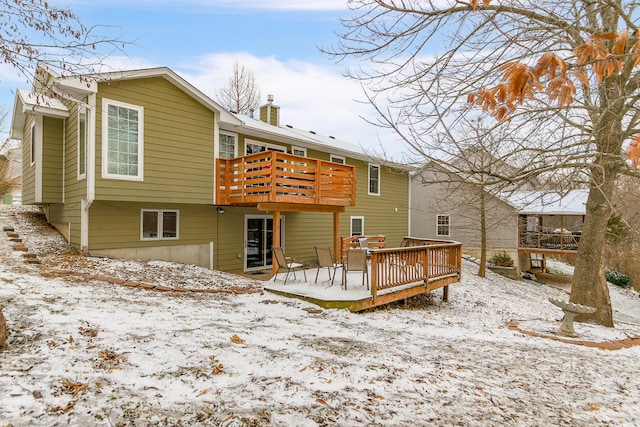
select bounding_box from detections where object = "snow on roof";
[10,89,70,139]
[506,189,588,215]
[233,113,406,167]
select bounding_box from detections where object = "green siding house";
[10,65,409,274]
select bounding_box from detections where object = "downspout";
[81,93,96,254]
[213,111,219,204]
[62,118,66,203]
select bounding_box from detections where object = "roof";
[87,67,241,126]
[10,65,242,141]
[10,89,70,139]
[505,189,588,215]
[231,113,407,167]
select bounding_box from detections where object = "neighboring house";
[410,160,587,273]
[0,148,21,204]
[10,65,410,273]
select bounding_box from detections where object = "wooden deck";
[518,214,582,255]
[216,151,357,207]
[264,240,462,312]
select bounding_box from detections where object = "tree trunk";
[0,308,7,349]
[570,172,615,327]
[478,187,486,278]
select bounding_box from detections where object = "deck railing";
[216,151,357,206]
[369,241,462,302]
[518,230,580,252]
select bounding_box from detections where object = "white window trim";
[218,131,238,159]
[350,216,365,237]
[140,209,180,241]
[30,122,36,166]
[368,163,380,196]
[436,214,451,237]
[77,107,87,180]
[245,138,286,154]
[102,98,144,181]
[291,146,307,157]
[330,154,345,164]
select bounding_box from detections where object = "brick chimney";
[259,94,279,126]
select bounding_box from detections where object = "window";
[219,133,237,159]
[102,99,144,180]
[368,164,380,195]
[291,146,306,157]
[436,215,450,237]
[30,123,36,165]
[78,108,87,178]
[350,216,364,237]
[141,209,179,240]
[245,140,286,155]
[330,154,345,164]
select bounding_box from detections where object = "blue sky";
[0,0,407,158]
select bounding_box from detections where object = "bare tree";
[416,118,533,278]
[603,175,640,289]
[326,0,640,326]
[0,109,19,198]
[0,0,125,87]
[216,60,261,116]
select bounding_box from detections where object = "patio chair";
[358,237,369,250]
[272,246,306,285]
[343,248,369,290]
[314,247,342,285]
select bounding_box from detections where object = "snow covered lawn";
[1,205,639,426]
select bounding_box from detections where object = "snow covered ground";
[1,205,639,426]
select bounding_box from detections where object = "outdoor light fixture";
[217,207,225,214]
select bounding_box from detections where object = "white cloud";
[178,52,402,156]
[71,0,349,11]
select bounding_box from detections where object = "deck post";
[371,253,378,303]
[333,212,340,263]
[315,159,322,204]
[272,210,281,275]
[443,286,449,302]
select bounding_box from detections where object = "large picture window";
[102,98,143,180]
[141,210,179,240]
[436,214,450,237]
[368,164,380,195]
[78,108,87,178]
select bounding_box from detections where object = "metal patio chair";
[314,246,342,285]
[342,248,369,290]
[272,246,306,285]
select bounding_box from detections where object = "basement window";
[141,210,179,240]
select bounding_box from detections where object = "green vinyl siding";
[214,206,260,273]
[21,116,36,205]
[41,117,64,203]
[47,202,82,250]
[280,211,334,265]
[89,201,217,249]
[342,160,408,248]
[63,102,88,202]
[95,77,215,204]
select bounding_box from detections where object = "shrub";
[491,251,514,267]
[605,268,631,288]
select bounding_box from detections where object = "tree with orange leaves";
[629,137,640,169]
[327,0,640,326]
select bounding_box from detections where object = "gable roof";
[69,67,242,126]
[505,189,588,215]
[10,89,69,139]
